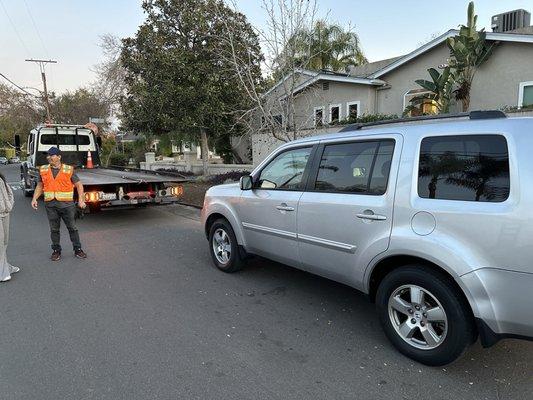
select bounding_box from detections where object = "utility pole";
[25,58,57,123]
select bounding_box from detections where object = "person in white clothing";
[0,172,19,282]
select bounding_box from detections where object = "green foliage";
[338,113,399,125]
[50,88,111,126]
[99,136,118,166]
[108,152,129,166]
[119,0,263,153]
[409,67,454,114]
[276,20,367,78]
[446,1,496,111]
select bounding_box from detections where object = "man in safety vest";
[31,147,87,261]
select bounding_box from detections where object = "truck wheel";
[376,266,475,366]
[208,218,245,273]
[23,177,34,197]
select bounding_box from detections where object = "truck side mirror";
[240,175,253,190]
[96,136,102,149]
[14,135,21,151]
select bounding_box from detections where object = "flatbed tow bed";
[21,124,188,212]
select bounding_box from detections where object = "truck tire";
[21,168,34,197]
[376,265,475,366]
[208,218,245,273]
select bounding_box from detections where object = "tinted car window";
[418,135,510,202]
[257,147,311,190]
[315,140,394,194]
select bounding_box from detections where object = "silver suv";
[201,111,533,366]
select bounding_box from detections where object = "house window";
[347,101,360,120]
[404,89,438,116]
[518,81,533,108]
[314,107,324,127]
[329,104,341,124]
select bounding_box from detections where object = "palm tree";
[407,67,454,115]
[288,20,367,72]
[447,2,496,111]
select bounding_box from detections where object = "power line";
[22,0,50,58]
[0,72,40,98]
[0,0,31,57]
[25,59,57,121]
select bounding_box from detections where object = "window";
[519,81,533,108]
[347,101,360,120]
[40,134,91,145]
[329,104,341,124]
[257,147,312,190]
[418,135,510,202]
[404,89,438,116]
[314,107,324,127]
[314,140,394,195]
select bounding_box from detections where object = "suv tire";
[376,266,475,366]
[208,219,245,273]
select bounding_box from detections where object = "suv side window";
[257,147,312,190]
[314,140,394,195]
[418,134,510,202]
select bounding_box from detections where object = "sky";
[0,0,532,94]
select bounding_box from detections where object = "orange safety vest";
[39,164,75,202]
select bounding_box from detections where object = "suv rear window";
[418,135,510,202]
[314,140,394,195]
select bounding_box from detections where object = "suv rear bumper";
[461,268,533,347]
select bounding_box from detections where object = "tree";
[222,0,322,143]
[447,1,495,111]
[0,83,41,147]
[408,67,454,115]
[120,0,263,174]
[93,34,128,106]
[49,88,111,128]
[286,19,367,73]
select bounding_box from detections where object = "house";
[253,9,533,164]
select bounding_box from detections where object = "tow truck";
[20,124,186,212]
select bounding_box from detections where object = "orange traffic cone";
[86,150,94,169]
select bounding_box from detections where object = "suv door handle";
[356,213,387,221]
[276,203,295,212]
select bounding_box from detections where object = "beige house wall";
[376,43,453,116]
[292,81,376,129]
[469,42,533,109]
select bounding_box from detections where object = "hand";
[31,199,38,210]
[78,200,87,209]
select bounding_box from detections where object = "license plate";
[100,193,117,201]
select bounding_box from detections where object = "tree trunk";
[200,127,209,176]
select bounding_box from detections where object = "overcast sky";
[1,0,531,94]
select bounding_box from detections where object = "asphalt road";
[0,164,531,400]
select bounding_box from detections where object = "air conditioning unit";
[491,9,531,32]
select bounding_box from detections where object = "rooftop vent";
[491,9,531,32]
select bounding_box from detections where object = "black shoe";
[74,249,87,259]
[51,250,61,261]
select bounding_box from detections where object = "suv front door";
[297,135,402,289]
[237,145,315,267]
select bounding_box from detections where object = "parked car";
[201,111,533,366]
[0,157,7,165]
[8,156,20,164]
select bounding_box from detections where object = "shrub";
[108,153,129,166]
[207,170,250,185]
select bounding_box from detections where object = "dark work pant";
[45,205,82,251]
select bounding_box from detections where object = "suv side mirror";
[14,135,21,151]
[240,175,253,190]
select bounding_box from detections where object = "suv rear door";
[296,134,402,288]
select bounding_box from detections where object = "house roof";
[368,29,533,79]
[270,68,386,100]
[346,57,402,78]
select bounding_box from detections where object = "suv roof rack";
[339,110,506,132]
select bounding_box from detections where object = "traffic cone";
[86,150,94,169]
